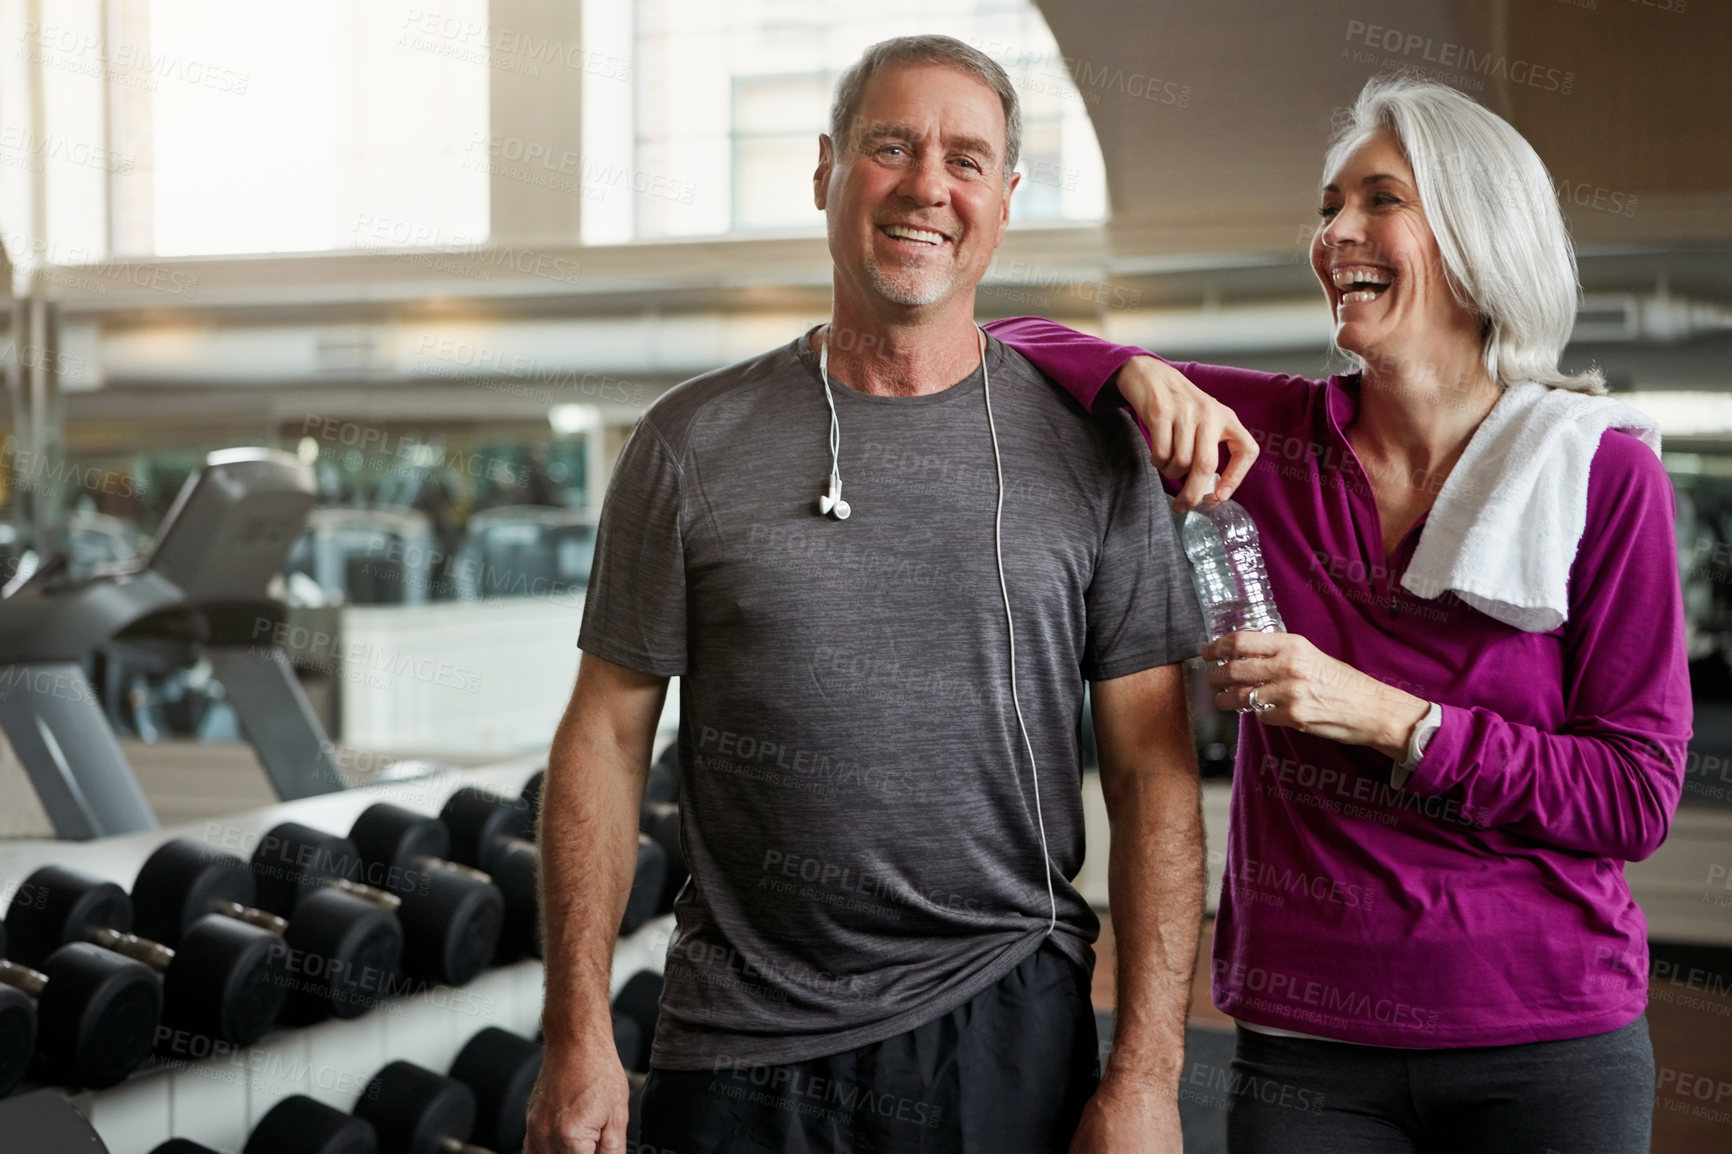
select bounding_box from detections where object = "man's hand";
[1069,1071,1184,1154]
[524,1036,631,1154]
[1114,355,1258,512]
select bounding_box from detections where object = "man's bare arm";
[527,652,669,1154]
[1070,661,1204,1154]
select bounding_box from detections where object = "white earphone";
[812,324,1058,938]
[815,332,851,520]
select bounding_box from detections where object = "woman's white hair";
[1324,74,1604,394]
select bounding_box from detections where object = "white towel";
[1399,382,1661,633]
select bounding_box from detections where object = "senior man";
[527,34,1205,1154]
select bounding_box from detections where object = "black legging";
[1226,1017,1654,1153]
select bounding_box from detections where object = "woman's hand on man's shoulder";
[1113,356,1259,511]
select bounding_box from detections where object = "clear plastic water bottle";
[1179,495,1285,641]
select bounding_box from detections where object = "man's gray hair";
[1324,74,1604,394]
[829,35,1021,184]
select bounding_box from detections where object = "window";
[582,0,1106,244]
[1,0,490,259]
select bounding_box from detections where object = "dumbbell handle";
[327,877,403,912]
[0,958,48,997]
[496,835,535,860]
[426,858,493,886]
[89,926,175,972]
[215,901,289,935]
[438,1138,494,1154]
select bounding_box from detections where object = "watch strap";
[1393,701,1443,788]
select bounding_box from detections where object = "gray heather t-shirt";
[579,329,1204,1069]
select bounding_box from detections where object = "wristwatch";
[1392,701,1443,789]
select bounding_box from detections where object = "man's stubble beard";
[863,252,959,308]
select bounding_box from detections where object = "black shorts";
[639,942,1100,1154]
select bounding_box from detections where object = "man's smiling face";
[816,62,1018,315]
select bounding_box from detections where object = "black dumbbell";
[1,1087,118,1153]
[149,1092,380,1154]
[133,838,289,943]
[0,915,162,1091]
[355,1059,495,1154]
[482,841,540,964]
[249,822,412,1021]
[438,786,543,962]
[346,804,506,987]
[442,788,667,943]
[5,864,286,1047]
[0,922,34,1095]
[249,822,406,918]
[610,1007,640,1075]
[611,970,663,1075]
[133,838,404,1023]
[448,1028,542,1154]
[642,745,679,814]
[637,802,687,917]
[518,771,545,834]
[439,789,533,875]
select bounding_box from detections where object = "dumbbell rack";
[0,755,671,1154]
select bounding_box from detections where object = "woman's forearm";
[1406,712,1684,861]
[985,317,1264,505]
[983,316,1148,413]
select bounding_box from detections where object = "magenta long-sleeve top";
[986,316,1692,1047]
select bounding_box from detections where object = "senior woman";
[988,76,1690,1153]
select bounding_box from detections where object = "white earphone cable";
[978,327,1059,939]
[816,322,1058,938]
[818,328,842,495]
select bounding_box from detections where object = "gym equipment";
[248,822,407,917]
[642,745,679,811]
[132,838,404,1022]
[449,507,597,603]
[351,1017,643,1152]
[149,1093,380,1154]
[0,917,161,1091]
[132,839,289,945]
[248,823,412,1019]
[440,788,667,943]
[610,1009,639,1075]
[448,1027,542,1154]
[0,449,342,839]
[345,804,507,986]
[2,1086,116,1153]
[354,1059,493,1154]
[517,771,545,832]
[440,788,541,962]
[637,802,687,917]
[4,864,286,1046]
[481,841,541,963]
[286,507,436,607]
[438,789,532,875]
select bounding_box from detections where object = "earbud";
[817,474,850,519]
